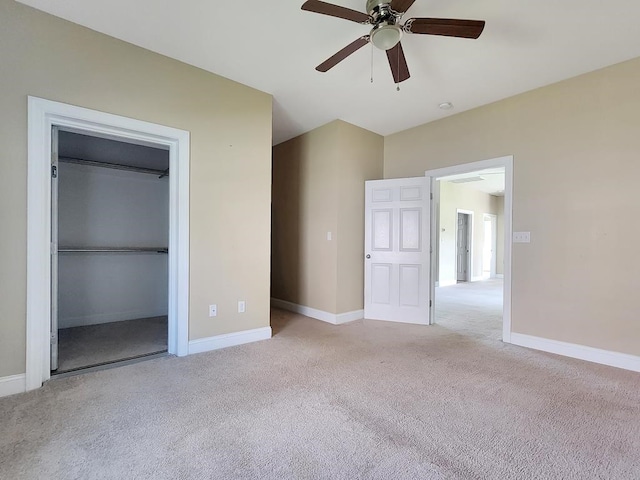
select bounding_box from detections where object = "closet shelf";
[59,156,168,178]
[58,247,168,254]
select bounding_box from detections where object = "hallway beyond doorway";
[435,279,503,341]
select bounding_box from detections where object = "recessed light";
[439,102,454,110]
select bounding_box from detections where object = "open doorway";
[52,129,170,374]
[427,157,512,341]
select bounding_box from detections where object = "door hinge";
[51,165,57,178]
[430,192,433,200]
[50,332,57,344]
[429,300,432,307]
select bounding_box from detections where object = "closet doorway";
[51,128,170,374]
[27,97,189,391]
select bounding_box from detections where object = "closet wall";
[57,134,169,329]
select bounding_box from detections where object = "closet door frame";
[26,97,190,391]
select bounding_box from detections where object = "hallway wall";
[438,181,500,285]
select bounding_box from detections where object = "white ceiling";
[439,168,505,196]
[18,0,640,145]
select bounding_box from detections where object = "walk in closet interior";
[52,130,170,374]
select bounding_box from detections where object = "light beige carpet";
[57,316,168,372]
[1,308,639,479]
[435,279,504,340]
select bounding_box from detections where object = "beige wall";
[384,56,640,356]
[0,0,272,377]
[336,122,385,313]
[272,120,383,314]
[438,181,500,284]
[272,121,340,313]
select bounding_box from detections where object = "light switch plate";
[238,301,246,313]
[209,304,217,317]
[513,232,531,243]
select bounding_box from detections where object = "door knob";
[366,254,371,259]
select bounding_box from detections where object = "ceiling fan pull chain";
[370,42,374,83]
[396,47,400,91]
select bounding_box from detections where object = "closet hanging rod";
[58,247,168,254]
[58,156,168,177]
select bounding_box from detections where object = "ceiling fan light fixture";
[370,23,402,50]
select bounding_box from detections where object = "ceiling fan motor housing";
[366,2,403,50]
[366,0,391,17]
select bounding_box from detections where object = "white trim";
[0,374,26,398]
[471,276,484,282]
[188,327,272,355]
[336,309,365,324]
[271,298,363,325]
[27,97,190,391]
[437,280,457,288]
[425,156,513,178]
[426,155,514,342]
[509,333,640,373]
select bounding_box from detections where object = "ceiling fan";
[301,0,485,84]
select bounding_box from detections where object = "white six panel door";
[364,177,430,324]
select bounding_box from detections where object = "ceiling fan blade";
[302,0,370,24]
[405,18,486,39]
[389,0,416,14]
[386,42,410,83]
[316,36,370,72]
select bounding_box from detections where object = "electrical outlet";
[209,304,217,317]
[513,232,531,243]
[327,231,332,241]
[238,301,246,313]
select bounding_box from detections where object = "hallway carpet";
[1,308,639,479]
[435,279,504,340]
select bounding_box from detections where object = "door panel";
[456,213,469,282]
[372,210,393,251]
[399,264,421,307]
[365,177,430,324]
[371,264,392,305]
[400,209,421,251]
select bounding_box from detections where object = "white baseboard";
[509,333,640,373]
[60,309,169,329]
[471,276,484,282]
[271,298,363,325]
[436,280,457,288]
[336,309,365,324]
[188,327,272,355]
[0,374,26,398]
